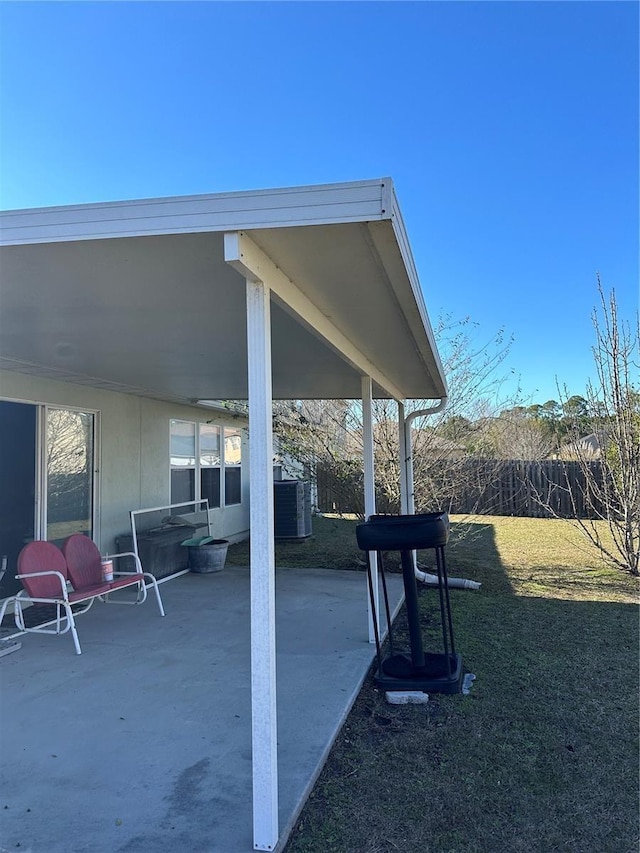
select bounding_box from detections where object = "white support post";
[361,376,379,643]
[246,277,279,852]
[398,400,409,515]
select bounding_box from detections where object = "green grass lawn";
[237,514,639,853]
[226,513,366,570]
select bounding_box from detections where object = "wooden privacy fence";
[316,459,605,519]
[447,459,604,519]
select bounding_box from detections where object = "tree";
[562,395,589,419]
[541,400,562,421]
[534,279,639,576]
[481,408,557,460]
[275,314,522,518]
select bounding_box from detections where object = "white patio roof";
[0,178,447,403]
[0,177,448,852]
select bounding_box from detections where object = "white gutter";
[403,398,481,591]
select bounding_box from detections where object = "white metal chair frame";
[14,548,165,655]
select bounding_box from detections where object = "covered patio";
[0,566,405,852]
[0,178,448,851]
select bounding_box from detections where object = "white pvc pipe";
[403,399,448,516]
[398,401,409,516]
[415,569,481,591]
[403,398,480,592]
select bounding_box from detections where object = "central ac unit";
[274,480,312,540]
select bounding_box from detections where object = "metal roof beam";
[224,231,405,401]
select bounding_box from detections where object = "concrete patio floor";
[0,566,404,853]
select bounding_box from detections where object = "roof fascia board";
[224,230,406,402]
[0,178,392,246]
[367,187,448,398]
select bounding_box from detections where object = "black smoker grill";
[356,512,464,695]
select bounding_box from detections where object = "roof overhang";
[0,178,447,403]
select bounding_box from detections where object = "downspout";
[404,398,481,592]
[404,398,448,518]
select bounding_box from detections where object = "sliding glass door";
[0,401,96,599]
[0,401,37,599]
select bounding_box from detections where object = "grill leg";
[400,549,425,669]
[365,552,383,677]
[437,546,456,656]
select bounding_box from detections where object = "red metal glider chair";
[63,534,165,610]
[15,536,165,655]
[14,540,84,654]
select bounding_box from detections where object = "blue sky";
[1,1,637,408]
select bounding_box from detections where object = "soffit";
[0,180,447,403]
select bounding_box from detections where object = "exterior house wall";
[0,369,250,555]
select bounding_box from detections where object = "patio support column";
[246,278,278,852]
[361,375,379,642]
[398,400,409,515]
[225,231,280,850]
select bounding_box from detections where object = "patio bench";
[14,535,165,655]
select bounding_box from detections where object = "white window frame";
[169,419,242,508]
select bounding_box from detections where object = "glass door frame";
[37,403,100,546]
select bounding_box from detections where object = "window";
[224,427,242,506]
[170,419,241,507]
[200,424,221,508]
[46,408,95,545]
[170,420,196,504]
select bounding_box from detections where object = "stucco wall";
[0,370,250,552]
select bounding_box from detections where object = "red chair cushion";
[68,582,111,602]
[17,541,68,599]
[62,534,103,590]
